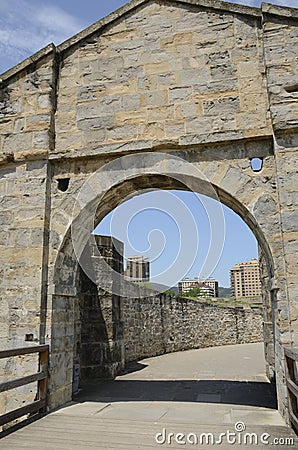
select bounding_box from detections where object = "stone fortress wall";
[0,0,297,423]
[122,294,263,363]
[75,236,263,384]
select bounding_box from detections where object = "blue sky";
[1,0,294,286]
[95,191,258,288]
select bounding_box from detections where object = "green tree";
[182,286,202,298]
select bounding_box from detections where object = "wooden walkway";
[1,343,297,449]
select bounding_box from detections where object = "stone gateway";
[0,0,297,425]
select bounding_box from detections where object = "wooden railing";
[0,345,49,428]
[284,346,298,432]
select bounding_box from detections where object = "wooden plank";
[285,355,296,382]
[37,347,48,412]
[284,347,298,361]
[287,378,298,400]
[289,407,298,431]
[0,400,45,427]
[0,345,49,359]
[0,371,46,393]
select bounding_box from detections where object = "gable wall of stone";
[54,1,271,160]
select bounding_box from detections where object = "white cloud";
[35,5,85,36]
[0,0,86,73]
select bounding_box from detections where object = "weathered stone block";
[3,132,32,153]
[107,124,137,141]
[169,86,192,102]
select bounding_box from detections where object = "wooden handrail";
[0,345,49,359]
[0,345,49,429]
[0,371,46,393]
[284,346,298,433]
[0,400,46,427]
[284,346,298,362]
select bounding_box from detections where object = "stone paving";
[1,343,297,449]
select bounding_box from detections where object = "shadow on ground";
[75,378,277,409]
[120,361,148,375]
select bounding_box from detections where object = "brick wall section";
[122,294,263,362]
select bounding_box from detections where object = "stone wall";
[261,4,298,419]
[122,294,263,362]
[78,235,125,382]
[0,0,297,422]
[52,0,274,162]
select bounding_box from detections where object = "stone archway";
[48,152,283,415]
[0,0,297,426]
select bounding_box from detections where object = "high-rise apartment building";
[178,277,218,297]
[230,259,261,298]
[124,256,150,283]
[178,278,200,293]
[199,285,216,297]
[202,278,219,297]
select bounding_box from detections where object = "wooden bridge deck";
[1,343,297,449]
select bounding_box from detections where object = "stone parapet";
[122,294,263,362]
